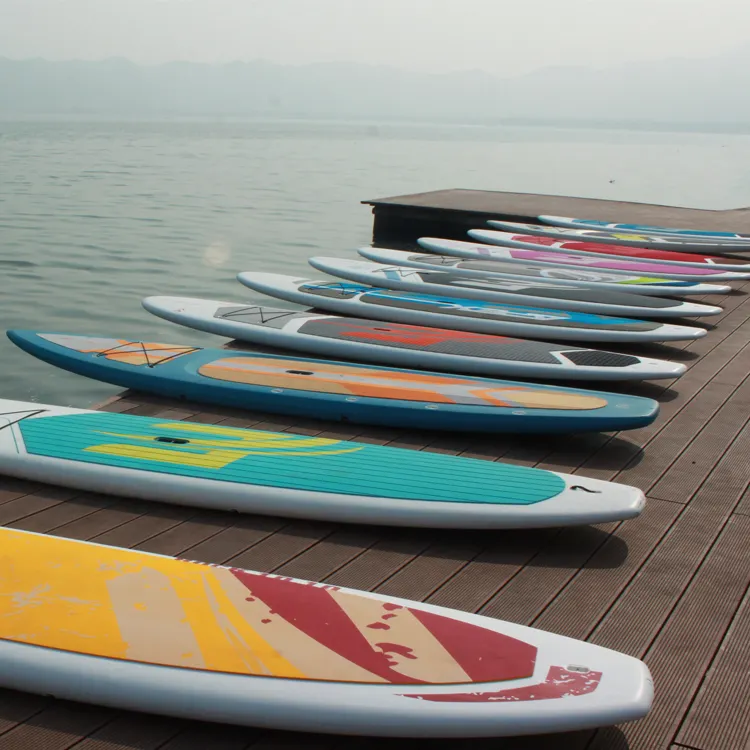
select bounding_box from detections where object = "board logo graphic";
[5,526,603,693]
[39,334,200,367]
[86,421,362,469]
[318,319,510,346]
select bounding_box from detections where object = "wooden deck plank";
[54,714,185,750]
[242,731,349,750]
[0,703,115,750]
[531,431,613,474]
[4,492,119,533]
[271,526,382,582]
[628,325,750,425]
[675,586,750,750]
[76,504,199,549]
[477,523,618,625]
[531,499,681,641]
[43,498,158,541]
[326,729,594,750]
[132,509,243,557]
[372,538,485,600]
[590,417,750,657]
[588,514,750,750]
[174,516,288,565]
[592,357,749,489]
[0,486,81,525]
[363,189,750,230]
[96,398,141,414]
[0,691,49,739]
[0,479,43,507]
[221,519,337,571]
[115,402,174,417]
[424,529,559,612]
[733,483,750,517]
[475,435,554,468]
[647,375,750,502]
[155,725,255,750]
[322,532,435,591]
[578,315,750,481]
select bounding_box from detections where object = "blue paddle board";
[7,331,659,434]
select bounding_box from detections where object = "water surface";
[2,119,749,407]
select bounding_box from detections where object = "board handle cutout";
[571,485,602,494]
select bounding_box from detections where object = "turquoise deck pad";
[19,412,567,505]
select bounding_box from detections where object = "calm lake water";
[2,119,750,407]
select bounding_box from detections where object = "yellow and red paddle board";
[0,527,653,736]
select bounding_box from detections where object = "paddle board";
[539,214,750,242]
[418,238,746,282]
[357,247,731,296]
[6,331,660,434]
[0,398,645,528]
[236,272,705,344]
[142,296,687,381]
[470,228,750,272]
[488,220,750,254]
[0,527,653,736]
[308,256,720,319]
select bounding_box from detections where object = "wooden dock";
[364,188,750,244]
[2,193,750,749]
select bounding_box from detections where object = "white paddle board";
[142,296,687,381]
[539,214,750,243]
[418,238,747,282]
[357,247,731,296]
[470,229,750,272]
[488,220,750,254]
[236,272,706,344]
[0,526,653,736]
[308,256,720,319]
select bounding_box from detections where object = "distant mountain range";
[2,48,750,128]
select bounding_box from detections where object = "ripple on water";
[5,271,43,282]
[0,259,38,268]
[46,261,95,271]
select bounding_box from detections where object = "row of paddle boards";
[360,245,732,294]
[2,211,746,737]
[4,211,741,533]
[6,211,746,530]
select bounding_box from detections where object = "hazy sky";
[2,0,750,76]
